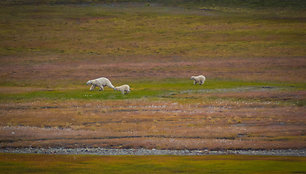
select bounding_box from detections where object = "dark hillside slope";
[1,0,306,9]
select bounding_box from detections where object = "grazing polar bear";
[86,77,115,91]
[114,84,130,94]
[191,75,206,85]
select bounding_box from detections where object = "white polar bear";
[86,77,115,91]
[114,84,130,94]
[191,75,206,85]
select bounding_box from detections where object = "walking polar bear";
[86,77,115,91]
[114,84,130,95]
[191,75,206,85]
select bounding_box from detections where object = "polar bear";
[191,75,206,85]
[86,77,115,91]
[114,84,130,94]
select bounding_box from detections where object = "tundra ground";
[0,3,305,151]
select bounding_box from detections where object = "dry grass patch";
[0,96,305,150]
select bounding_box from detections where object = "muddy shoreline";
[0,148,305,156]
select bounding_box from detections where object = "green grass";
[0,79,305,101]
[0,153,305,174]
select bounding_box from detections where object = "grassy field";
[1,79,305,101]
[0,1,305,150]
[0,78,305,150]
[1,3,305,59]
[0,153,306,174]
[0,1,305,173]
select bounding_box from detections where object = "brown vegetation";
[0,3,305,150]
[1,57,306,86]
[0,90,305,150]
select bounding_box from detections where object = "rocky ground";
[0,148,305,156]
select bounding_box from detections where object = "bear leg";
[90,85,95,91]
